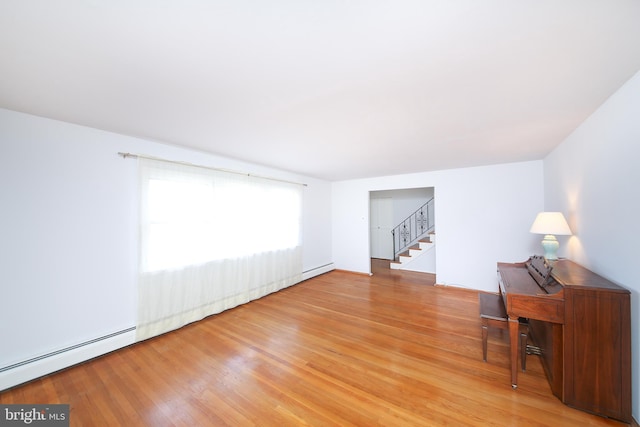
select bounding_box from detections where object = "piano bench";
[479,293,529,371]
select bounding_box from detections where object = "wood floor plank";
[0,259,631,426]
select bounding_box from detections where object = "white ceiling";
[1,1,640,181]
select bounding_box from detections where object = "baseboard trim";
[0,328,136,392]
[302,263,335,281]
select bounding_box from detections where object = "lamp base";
[541,234,559,260]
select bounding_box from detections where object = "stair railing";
[391,197,435,259]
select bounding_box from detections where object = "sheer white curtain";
[136,158,303,341]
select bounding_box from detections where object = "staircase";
[389,197,435,272]
[390,231,436,270]
[392,197,434,251]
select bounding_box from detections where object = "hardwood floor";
[1,260,631,426]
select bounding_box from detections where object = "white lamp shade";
[530,212,572,235]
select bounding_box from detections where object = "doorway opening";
[369,187,435,275]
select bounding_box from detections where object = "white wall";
[0,108,333,388]
[332,161,543,291]
[543,70,640,422]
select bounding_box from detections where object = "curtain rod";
[117,152,307,187]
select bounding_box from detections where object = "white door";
[370,197,394,260]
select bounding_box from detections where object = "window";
[136,157,303,341]
[140,161,302,272]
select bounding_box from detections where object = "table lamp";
[529,212,572,260]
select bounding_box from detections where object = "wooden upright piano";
[497,256,631,423]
